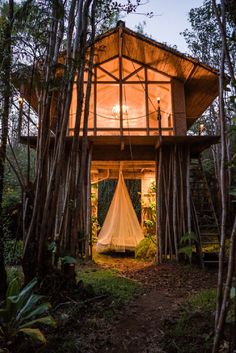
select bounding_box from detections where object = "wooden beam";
[122,54,174,80]
[94,54,119,67]
[94,67,97,135]
[92,160,155,169]
[98,65,119,82]
[119,26,123,136]
[86,127,173,132]
[123,65,143,81]
[184,63,197,83]
[92,145,155,161]
[145,67,150,136]
[83,80,170,84]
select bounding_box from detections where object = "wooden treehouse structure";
[18,21,220,265]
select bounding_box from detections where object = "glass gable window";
[69,57,173,136]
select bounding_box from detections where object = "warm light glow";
[112,104,128,117]
[200,123,205,130]
[157,97,160,104]
[18,97,23,105]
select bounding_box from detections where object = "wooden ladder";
[190,158,220,267]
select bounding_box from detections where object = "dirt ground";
[78,254,218,353]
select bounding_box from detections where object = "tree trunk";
[0,0,14,298]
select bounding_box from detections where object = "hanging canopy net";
[96,172,144,253]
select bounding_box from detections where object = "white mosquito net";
[96,171,144,253]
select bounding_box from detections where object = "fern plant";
[0,277,56,348]
[178,232,198,263]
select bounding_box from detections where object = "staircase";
[190,158,220,267]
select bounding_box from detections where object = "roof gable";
[93,23,219,124]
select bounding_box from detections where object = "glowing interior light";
[112,104,128,117]
[200,123,205,131]
[18,97,23,105]
[157,97,161,104]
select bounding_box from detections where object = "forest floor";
[70,253,219,353]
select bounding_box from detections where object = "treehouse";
[18,21,220,264]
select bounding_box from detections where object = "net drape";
[96,172,144,253]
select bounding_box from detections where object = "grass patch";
[77,268,142,305]
[162,288,216,353]
[187,288,216,312]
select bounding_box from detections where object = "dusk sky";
[120,0,204,53]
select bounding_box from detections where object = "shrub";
[6,266,24,286]
[4,240,23,265]
[0,277,56,350]
[162,288,217,353]
[135,236,156,260]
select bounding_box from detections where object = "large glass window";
[148,83,172,135]
[69,82,94,135]
[96,83,120,133]
[68,58,173,136]
[122,84,146,131]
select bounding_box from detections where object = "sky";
[120,0,204,53]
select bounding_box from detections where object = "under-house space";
[19,21,220,265]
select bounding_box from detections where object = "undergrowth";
[6,265,24,285]
[135,236,156,261]
[43,267,142,353]
[162,288,217,353]
[4,240,23,265]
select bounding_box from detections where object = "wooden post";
[156,98,163,262]
[85,143,93,260]
[156,147,162,263]
[118,24,123,136]
[157,97,162,139]
[186,146,192,263]
[186,146,191,234]
[155,149,158,263]
[94,67,97,136]
[144,67,150,136]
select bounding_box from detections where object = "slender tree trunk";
[215,29,226,330]
[0,0,14,298]
[213,216,236,353]
[211,0,236,350]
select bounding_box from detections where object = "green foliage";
[91,216,101,243]
[95,0,120,34]
[162,288,216,353]
[187,288,216,312]
[135,236,156,261]
[0,277,56,348]
[2,145,36,240]
[226,276,236,324]
[6,267,24,290]
[178,232,198,262]
[4,240,23,265]
[181,0,232,66]
[142,181,156,236]
[77,268,142,305]
[60,256,77,265]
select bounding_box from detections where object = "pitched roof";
[92,22,219,126]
